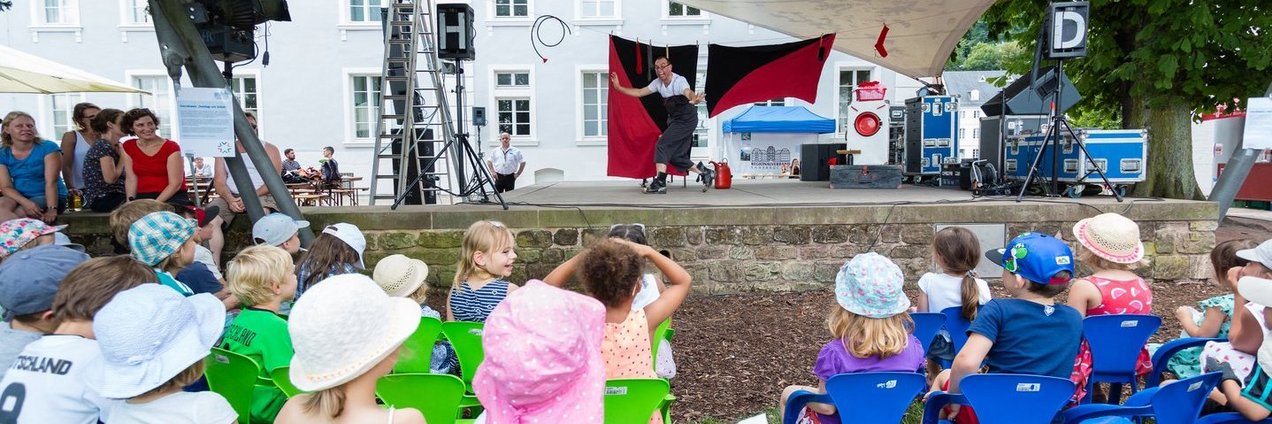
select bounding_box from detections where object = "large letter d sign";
[1046,1,1089,59]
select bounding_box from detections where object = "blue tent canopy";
[722,105,835,134]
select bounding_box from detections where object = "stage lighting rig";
[187,0,291,63]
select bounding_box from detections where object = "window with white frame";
[497,99,532,136]
[581,71,608,138]
[132,75,175,138]
[349,75,381,140]
[36,0,79,25]
[666,1,701,17]
[494,0,529,17]
[972,110,980,119]
[347,0,383,23]
[123,0,150,24]
[972,149,980,158]
[972,128,979,139]
[959,128,966,140]
[753,98,786,107]
[579,0,617,18]
[970,89,981,101]
[837,68,872,132]
[48,93,80,136]
[230,76,259,119]
[495,71,530,88]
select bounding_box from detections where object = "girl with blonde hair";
[447,220,518,322]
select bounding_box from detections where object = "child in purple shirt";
[780,253,926,424]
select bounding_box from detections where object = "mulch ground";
[669,216,1272,423]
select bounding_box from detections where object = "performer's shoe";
[644,179,667,194]
[696,162,715,190]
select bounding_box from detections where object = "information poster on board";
[1244,97,1272,150]
[176,87,235,157]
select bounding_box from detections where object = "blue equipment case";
[1004,129,1146,196]
[903,96,959,176]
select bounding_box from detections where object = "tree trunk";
[1129,97,1204,199]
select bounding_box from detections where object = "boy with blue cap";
[0,245,89,379]
[928,232,1084,422]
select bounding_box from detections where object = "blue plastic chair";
[938,306,974,368]
[1082,314,1162,404]
[784,372,926,424]
[923,374,1076,424]
[1061,372,1221,424]
[1197,413,1272,423]
[910,313,947,352]
[1146,337,1224,387]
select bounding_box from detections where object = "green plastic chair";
[605,378,671,424]
[205,347,260,424]
[269,366,304,398]
[442,321,485,408]
[377,373,468,424]
[651,318,672,362]
[395,316,444,374]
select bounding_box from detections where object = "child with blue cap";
[928,232,1084,423]
[0,245,89,379]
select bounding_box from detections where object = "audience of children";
[448,220,518,322]
[129,210,200,296]
[274,274,425,424]
[0,254,157,422]
[1066,212,1153,401]
[0,245,89,379]
[916,226,992,376]
[929,232,1083,422]
[293,222,364,301]
[473,279,606,423]
[780,252,925,424]
[87,284,236,424]
[372,253,457,374]
[1210,275,1272,421]
[219,245,296,423]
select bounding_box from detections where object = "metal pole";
[149,0,314,246]
[1210,84,1272,222]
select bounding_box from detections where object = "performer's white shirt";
[489,146,525,175]
[646,73,691,98]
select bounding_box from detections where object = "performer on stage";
[610,57,714,194]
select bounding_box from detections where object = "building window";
[837,69,872,132]
[348,0,383,23]
[350,75,381,139]
[37,0,79,25]
[495,71,530,88]
[123,0,149,24]
[230,76,259,119]
[48,93,80,136]
[972,110,980,119]
[972,128,979,139]
[495,0,528,17]
[581,71,608,137]
[131,75,175,138]
[497,99,531,136]
[754,98,786,107]
[959,128,966,140]
[972,149,980,158]
[579,0,616,18]
[667,1,701,17]
[970,89,981,102]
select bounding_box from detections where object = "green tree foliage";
[950,41,1028,71]
[981,1,1271,199]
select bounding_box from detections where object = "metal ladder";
[368,0,456,205]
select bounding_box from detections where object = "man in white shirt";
[189,157,213,178]
[486,132,526,193]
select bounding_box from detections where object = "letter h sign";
[1046,1,1089,59]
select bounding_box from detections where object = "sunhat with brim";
[1072,213,1144,264]
[1237,239,1272,269]
[0,218,65,258]
[86,285,225,399]
[129,211,197,266]
[474,280,606,423]
[372,254,429,297]
[288,274,419,391]
[321,223,366,269]
[834,252,910,318]
[986,232,1076,285]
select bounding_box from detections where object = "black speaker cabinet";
[800,143,847,182]
[437,3,475,60]
[472,106,486,127]
[980,67,1080,117]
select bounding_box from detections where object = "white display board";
[729,132,816,176]
[175,87,235,157]
[1244,97,1272,150]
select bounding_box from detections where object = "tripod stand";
[1015,59,1124,203]
[392,62,507,210]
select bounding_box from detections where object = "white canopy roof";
[677,0,996,79]
[0,45,148,94]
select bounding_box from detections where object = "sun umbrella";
[0,45,149,94]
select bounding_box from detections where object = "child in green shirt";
[220,245,297,423]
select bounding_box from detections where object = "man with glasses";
[486,132,526,193]
[610,56,714,194]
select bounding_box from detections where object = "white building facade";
[0,0,924,191]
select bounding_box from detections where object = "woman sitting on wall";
[0,111,69,223]
[119,108,191,208]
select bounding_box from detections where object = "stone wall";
[61,200,1220,293]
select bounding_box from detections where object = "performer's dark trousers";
[494,173,517,193]
[656,95,698,173]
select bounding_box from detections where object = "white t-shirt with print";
[0,335,118,424]
[107,391,237,424]
[917,272,992,313]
